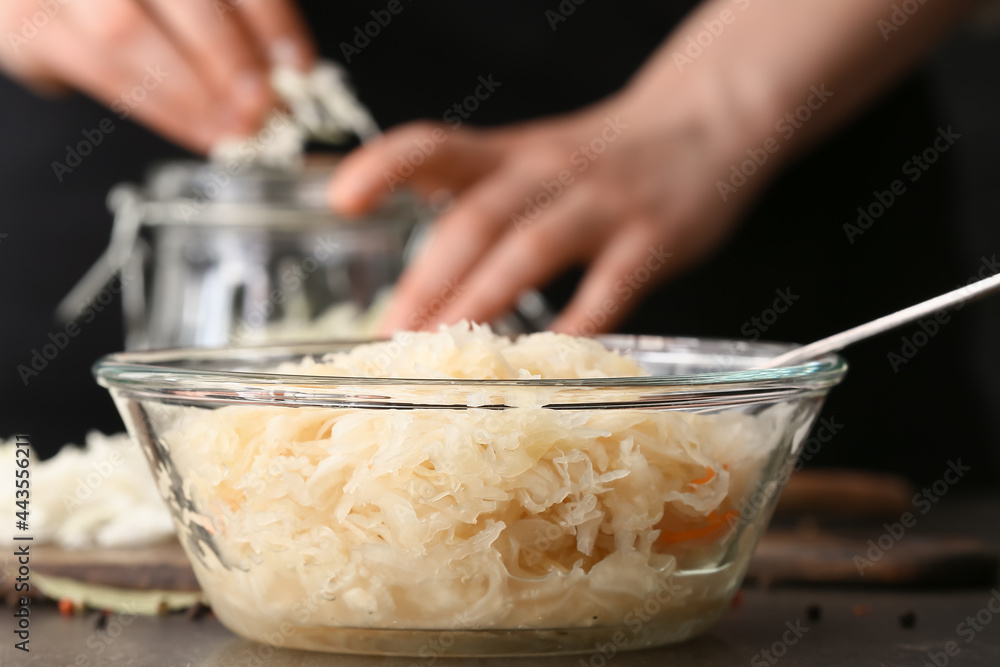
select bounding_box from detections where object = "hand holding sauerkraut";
[163,323,786,644]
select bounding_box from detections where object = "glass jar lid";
[56,156,429,323]
[140,156,422,228]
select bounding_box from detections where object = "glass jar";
[61,157,426,349]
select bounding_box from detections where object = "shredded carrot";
[656,510,738,545]
[689,467,716,486]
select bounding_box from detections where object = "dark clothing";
[1,1,997,484]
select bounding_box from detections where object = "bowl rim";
[93,335,848,391]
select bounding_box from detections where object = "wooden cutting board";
[745,531,999,588]
[1,540,200,592]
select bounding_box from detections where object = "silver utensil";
[760,271,1000,368]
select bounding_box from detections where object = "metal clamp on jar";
[58,157,427,349]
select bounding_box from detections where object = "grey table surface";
[4,588,1000,666]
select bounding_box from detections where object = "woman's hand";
[330,74,773,336]
[0,0,315,153]
[331,0,977,336]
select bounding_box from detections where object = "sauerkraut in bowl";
[94,323,845,656]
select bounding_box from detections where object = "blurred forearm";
[624,0,981,172]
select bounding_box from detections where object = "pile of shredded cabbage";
[0,432,173,549]
[285,322,644,379]
[165,323,786,632]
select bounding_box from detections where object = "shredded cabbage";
[257,288,393,343]
[284,322,645,380]
[161,323,789,638]
[0,432,173,549]
[209,60,379,169]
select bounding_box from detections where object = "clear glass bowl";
[94,336,846,656]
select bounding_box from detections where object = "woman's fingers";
[234,0,317,70]
[336,108,725,335]
[143,0,272,132]
[50,5,226,152]
[428,187,604,329]
[4,0,318,151]
[550,223,675,335]
[378,162,546,333]
[330,123,503,215]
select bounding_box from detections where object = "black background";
[1,2,997,485]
